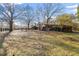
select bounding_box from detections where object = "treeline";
[32,14,79,32]
[0,3,78,32]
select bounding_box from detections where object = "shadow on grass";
[0,32,10,56]
[42,30,79,35]
[0,32,10,48]
[58,31,79,35]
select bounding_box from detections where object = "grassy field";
[2,30,79,56]
[0,31,9,55]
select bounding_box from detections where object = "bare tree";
[34,5,43,30]
[0,3,24,32]
[23,4,34,30]
[42,3,63,31]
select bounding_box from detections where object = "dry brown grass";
[2,30,79,56]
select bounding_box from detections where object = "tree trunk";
[9,21,13,32]
[27,23,30,30]
[46,18,49,31]
[46,26,49,31]
[9,8,13,32]
[38,22,41,30]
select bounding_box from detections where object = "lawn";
[2,30,79,56]
[0,31,9,56]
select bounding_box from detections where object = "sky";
[16,3,78,15]
[63,3,78,14]
[14,3,79,26]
